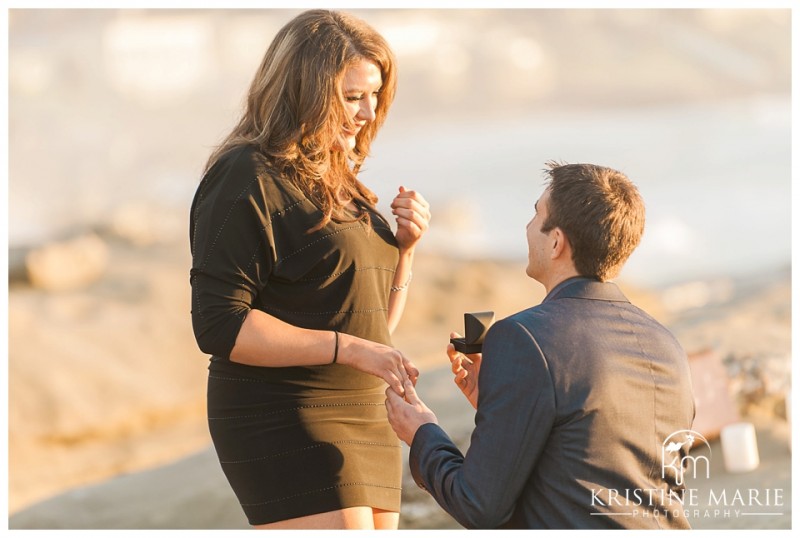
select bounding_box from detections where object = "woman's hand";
[448,332,481,409]
[391,186,430,252]
[337,332,420,396]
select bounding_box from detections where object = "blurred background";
[7,8,791,284]
[6,7,792,529]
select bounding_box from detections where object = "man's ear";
[550,228,571,260]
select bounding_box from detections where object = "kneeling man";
[386,162,695,529]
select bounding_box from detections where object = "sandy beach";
[6,239,791,530]
[6,7,792,532]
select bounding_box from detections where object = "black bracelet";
[332,330,339,364]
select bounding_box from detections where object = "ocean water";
[363,96,791,287]
[7,96,790,290]
[7,11,790,291]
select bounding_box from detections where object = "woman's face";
[340,59,383,152]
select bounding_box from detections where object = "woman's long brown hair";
[205,9,397,231]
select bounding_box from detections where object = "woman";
[189,9,430,530]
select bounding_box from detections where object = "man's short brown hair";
[541,162,645,281]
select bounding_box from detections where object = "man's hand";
[448,331,481,410]
[385,379,438,446]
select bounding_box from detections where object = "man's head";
[526,162,645,285]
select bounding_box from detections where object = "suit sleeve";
[189,151,275,359]
[409,318,556,528]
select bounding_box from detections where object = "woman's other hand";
[391,186,430,252]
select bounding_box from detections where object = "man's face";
[525,189,552,281]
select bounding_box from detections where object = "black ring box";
[450,311,495,354]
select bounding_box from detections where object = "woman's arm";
[387,247,414,334]
[387,187,430,334]
[229,309,337,367]
[231,309,419,394]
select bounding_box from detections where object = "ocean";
[7,96,790,290]
[7,9,790,290]
[364,96,791,287]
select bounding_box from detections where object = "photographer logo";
[662,429,710,486]
[589,429,785,523]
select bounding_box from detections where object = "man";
[385,162,695,529]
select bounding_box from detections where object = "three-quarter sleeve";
[189,148,274,359]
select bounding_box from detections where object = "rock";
[723,352,791,419]
[8,245,30,282]
[107,202,185,247]
[688,348,741,441]
[25,233,109,291]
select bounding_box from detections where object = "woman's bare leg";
[253,506,375,529]
[373,508,400,530]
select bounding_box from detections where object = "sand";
[6,239,792,529]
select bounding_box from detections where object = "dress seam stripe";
[275,224,363,266]
[219,439,400,464]
[199,177,258,272]
[264,307,388,316]
[296,266,396,283]
[207,400,384,417]
[240,482,402,507]
[242,198,305,273]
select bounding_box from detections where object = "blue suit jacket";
[409,277,695,529]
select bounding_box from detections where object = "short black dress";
[189,145,402,525]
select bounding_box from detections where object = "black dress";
[189,145,402,525]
